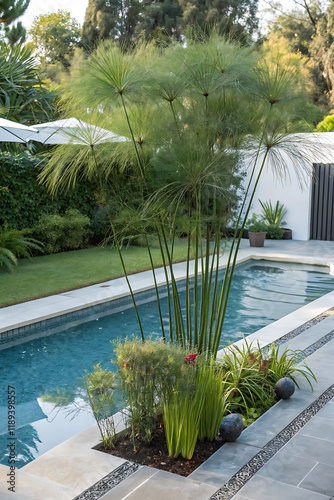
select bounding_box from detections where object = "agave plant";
[39,34,319,356]
[259,200,287,227]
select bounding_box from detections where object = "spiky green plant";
[259,200,287,227]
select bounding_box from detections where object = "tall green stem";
[145,235,166,341]
[169,101,181,139]
[212,148,270,356]
[90,145,145,342]
[120,93,144,177]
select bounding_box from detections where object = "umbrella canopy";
[26,118,129,145]
[0,118,39,142]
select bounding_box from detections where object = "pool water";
[0,260,334,467]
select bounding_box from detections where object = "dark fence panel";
[310,164,334,240]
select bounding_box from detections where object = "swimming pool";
[1,259,334,468]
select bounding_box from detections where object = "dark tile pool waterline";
[1,259,334,468]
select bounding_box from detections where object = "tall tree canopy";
[29,10,81,69]
[311,1,334,107]
[265,0,330,109]
[81,0,259,48]
[0,0,29,45]
[0,0,29,23]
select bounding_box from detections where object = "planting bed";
[100,419,224,476]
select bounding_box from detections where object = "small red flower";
[184,353,198,366]
[122,362,130,368]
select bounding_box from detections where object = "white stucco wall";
[241,133,334,241]
[248,160,313,241]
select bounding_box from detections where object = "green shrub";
[266,224,284,239]
[114,337,185,446]
[0,152,97,230]
[34,209,90,254]
[315,115,334,132]
[84,364,117,448]
[246,214,268,233]
[259,200,287,227]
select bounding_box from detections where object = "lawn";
[0,242,189,308]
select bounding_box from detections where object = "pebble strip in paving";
[73,462,139,500]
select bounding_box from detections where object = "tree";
[310,1,334,108]
[81,0,141,47]
[179,0,259,37]
[29,11,80,69]
[40,37,316,356]
[81,0,259,48]
[0,0,29,23]
[0,0,29,46]
[265,1,329,109]
[4,20,26,45]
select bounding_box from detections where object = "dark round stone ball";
[275,377,295,399]
[219,414,244,442]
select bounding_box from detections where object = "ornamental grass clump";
[219,337,316,424]
[255,341,317,389]
[162,355,207,460]
[220,340,276,418]
[114,338,185,447]
[84,363,117,448]
[198,356,229,441]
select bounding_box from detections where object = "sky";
[21,0,89,29]
[20,0,296,31]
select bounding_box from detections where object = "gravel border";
[72,461,139,500]
[272,308,334,347]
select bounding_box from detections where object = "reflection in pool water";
[0,260,334,467]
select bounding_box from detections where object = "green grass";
[0,242,189,308]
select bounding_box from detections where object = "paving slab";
[100,466,158,499]
[0,470,76,499]
[189,442,261,487]
[111,470,217,500]
[235,475,331,500]
[298,462,334,497]
[256,451,317,487]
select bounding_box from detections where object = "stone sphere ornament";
[275,377,295,399]
[219,414,244,442]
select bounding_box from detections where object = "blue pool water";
[1,260,334,467]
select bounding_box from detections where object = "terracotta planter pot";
[249,231,266,247]
[283,228,292,240]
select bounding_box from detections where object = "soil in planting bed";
[99,421,225,477]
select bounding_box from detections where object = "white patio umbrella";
[26,118,129,146]
[0,118,39,142]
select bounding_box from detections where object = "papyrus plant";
[40,34,319,357]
